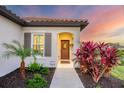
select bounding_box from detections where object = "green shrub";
[40,67,49,75]
[118,50,124,65]
[28,62,42,72]
[118,50,124,58]
[120,59,124,65]
[26,74,47,88]
[96,84,101,88]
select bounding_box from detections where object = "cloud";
[80,5,124,43]
[53,6,96,18]
[6,5,44,17]
[53,6,76,18]
[109,28,124,37]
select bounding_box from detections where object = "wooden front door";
[61,40,70,60]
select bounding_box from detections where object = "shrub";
[26,74,47,88]
[40,67,49,75]
[28,62,42,72]
[117,50,124,65]
[96,84,101,88]
[75,41,119,83]
[120,60,124,65]
[117,50,124,58]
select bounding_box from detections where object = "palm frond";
[24,48,31,57]
[2,51,16,59]
[2,40,31,61]
[2,43,18,52]
[12,40,23,49]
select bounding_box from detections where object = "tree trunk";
[93,66,108,83]
[20,60,25,79]
[80,62,88,73]
[104,67,111,77]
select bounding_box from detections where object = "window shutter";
[45,33,52,57]
[24,33,31,49]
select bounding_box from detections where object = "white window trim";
[31,32,45,58]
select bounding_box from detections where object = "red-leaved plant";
[75,41,119,83]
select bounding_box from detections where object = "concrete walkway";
[50,68,84,88]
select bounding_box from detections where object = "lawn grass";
[111,65,124,81]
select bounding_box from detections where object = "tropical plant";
[75,41,119,83]
[31,49,39,63]
[26,74,47,88]
[2,40,31,79]
[40,67,49,75]
[75,41,98,73]
[28,62,42,72]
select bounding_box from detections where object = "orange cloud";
[80,5,124,43]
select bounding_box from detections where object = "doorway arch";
[58,32,74,64]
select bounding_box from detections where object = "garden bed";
[75,68,124,88]
[0,68,55,88]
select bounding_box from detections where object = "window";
[33,33,45,56]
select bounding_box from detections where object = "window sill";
[28,56,52,59]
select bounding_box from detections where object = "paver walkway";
[50,68,84,88]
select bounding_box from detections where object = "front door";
[61,40,70,60]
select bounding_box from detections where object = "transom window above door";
[33,33,45,56]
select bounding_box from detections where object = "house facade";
[0,6,88,76]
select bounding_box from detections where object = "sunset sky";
[6,5,124,44]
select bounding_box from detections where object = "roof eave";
[23,21,89,31]
[80,22,89,31]
[0,6,25,26]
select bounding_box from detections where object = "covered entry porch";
[57,32,74,68]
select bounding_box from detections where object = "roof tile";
[22,17,88,23]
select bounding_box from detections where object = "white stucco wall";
[0,15,23,77]
[22,27,80,68]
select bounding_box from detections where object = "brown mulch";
[0,68,56,88]
[75,68,124,88]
